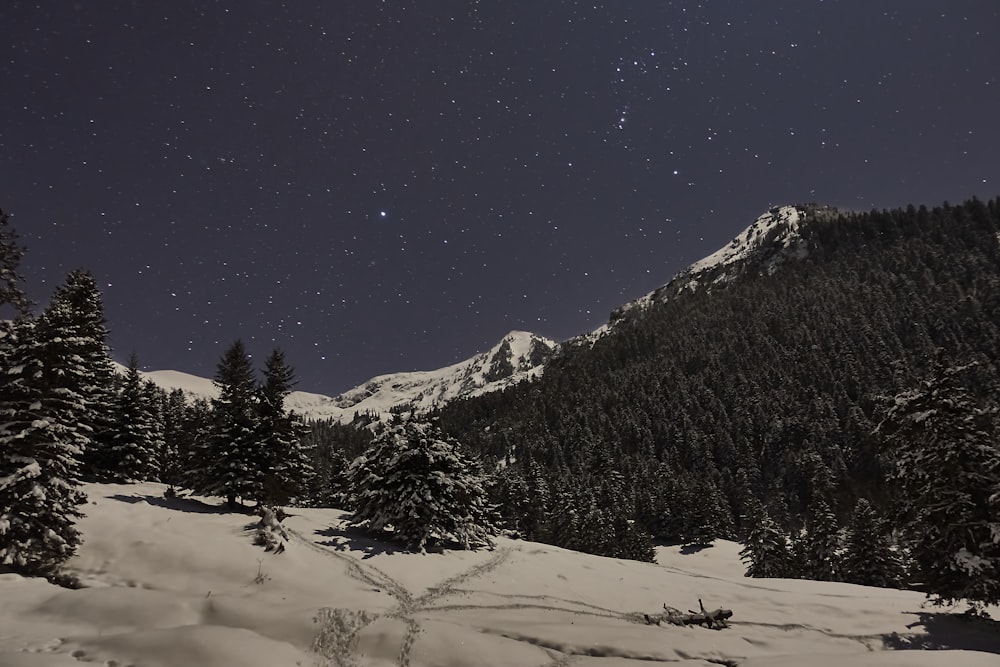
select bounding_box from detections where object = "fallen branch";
[644,599,733,630]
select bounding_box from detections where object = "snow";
[130,330,556,423]
[685,205,803,275]
[585,206,811,341]
[2,481,998,666]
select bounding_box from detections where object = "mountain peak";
[602,204,831,330]
[683,204,805,278]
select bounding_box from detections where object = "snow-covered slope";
[135,330,556,423]
[288,330,555,422]
[685,204,807,277]
[601,204,828,331]
[2,481,997,666]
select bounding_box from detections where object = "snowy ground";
[2,482,999,667]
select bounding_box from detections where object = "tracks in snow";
[287,526,513,667]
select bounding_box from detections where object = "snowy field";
[2,482,999,667]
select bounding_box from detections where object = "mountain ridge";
[132,330,556,422]
[133,204,823,421]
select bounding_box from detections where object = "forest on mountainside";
[435,197,1000,574]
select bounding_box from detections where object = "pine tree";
[141,379,166,482]
[175,397,214,493]
[0,208,30,315]
[257,348,312,506]
[40,270,116,481]
[612,512,656,562]
[486,464,531,536]
[801,496,842,581]
[524,459,552,541]
[348,420,497,552]
[841,498,904,588]
[160,388,189,488]
[105,353,162,481]
[203,340,263,507]
[739,505,791,578]
[0,316,87,575]
[876,360,1000,609]
[309,445,352,509]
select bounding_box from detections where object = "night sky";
[2,2,998,395]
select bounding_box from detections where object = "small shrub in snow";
[254,505,289,553]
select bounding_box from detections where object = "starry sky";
[2,2,998,395]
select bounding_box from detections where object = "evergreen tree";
[486,464,531,536]
[0,208,30,315]
[0,316,87,575]
[176,397,214,493]
[159,388,189,487]
[841,498,905,588]
[308,445,352,509]
[141,379,167,482]
[203,340,263,507]
[801,496,842,581]
[257,348,312,505]
[876,360,1000,609]
[348,420,497,552]
[739,506,791,578]
[524,459,552,540]
[40,270,116,480]
[612,512,656,562]
[105,353,162,481]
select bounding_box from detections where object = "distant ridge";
[130,330,556,423]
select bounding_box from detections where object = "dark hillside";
[437,197,1000,561]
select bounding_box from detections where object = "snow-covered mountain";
[135,205,825,421]
[135,330,556,423]
[602,204,832,330]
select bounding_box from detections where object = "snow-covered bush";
[253,506,289,553]
[347,420,497,552]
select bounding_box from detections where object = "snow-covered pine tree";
[203,340,263,507]
[159,388,188,488]
[348,420,497,552]
[0,208,31,315]
[841,498,905,588]
[680,475,736,546]
[308,445,351,509]
[39,270,116,481]
[257,348,313,506]
[175,396,214,493]
[876,359,1000,610]
[612,512,656,562]
[0,315,88,575]
[105,353,162,481]
[739,505,791,578]
[524,459,552,541]
[801,496,842,582]
[141,379,166,482]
